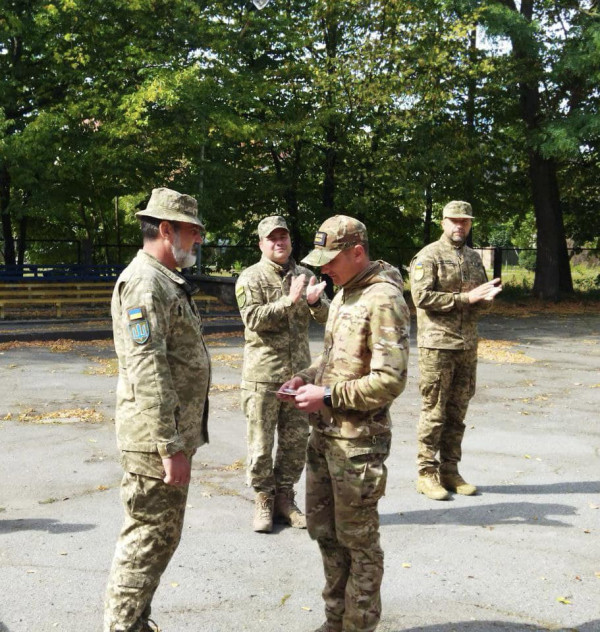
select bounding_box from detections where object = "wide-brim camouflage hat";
[136,187,205,229]
[301,215,367,267]
[442,200,473,220]
[258,215,289,239]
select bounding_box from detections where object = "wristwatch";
[323,386,332,407]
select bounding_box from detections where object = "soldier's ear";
[158,220,175,240]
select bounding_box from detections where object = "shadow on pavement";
[479,481,600,495]
[382,501,576,528]
[390,620,599,631]
[0,518,95,534]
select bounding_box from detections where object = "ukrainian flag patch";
[127,307,144,321]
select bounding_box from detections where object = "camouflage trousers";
[104,471,189,632]
[306,430,390,632]
[241,382,309,494]
[417,347,477,472]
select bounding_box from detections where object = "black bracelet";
[323,385,332,407]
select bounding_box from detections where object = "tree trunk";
[424,183,433,245]
[529,152,573,299]
[17,215,27,265]
[0,166,16,266]
[510,0,573,299]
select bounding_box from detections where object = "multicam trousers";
[241,382,310,494]
[104,472,189,632]
[306,430,391,632]
[417,347,477,472]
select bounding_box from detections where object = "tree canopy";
[1,0,599,298]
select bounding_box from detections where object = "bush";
[518,250,536,271]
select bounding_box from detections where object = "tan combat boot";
[416,469,450,500]
[274,488,306,529]
[440,466,477,496]
[140,619,160,632]
[253,491,274,532]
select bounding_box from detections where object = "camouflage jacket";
[410,234,488,350]
[236,255,329,384]
[112,250,211,473]
[296,261,410,439]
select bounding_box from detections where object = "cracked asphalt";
[0,313,599,632]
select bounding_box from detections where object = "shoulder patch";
[413,261,424,281]
[129,319,150,345]
[127,306,144,321]
[236,285,246,309]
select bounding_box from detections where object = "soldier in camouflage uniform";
[410,201,502,501]
[104,188,211,632]
[279,215,410,632]
[236,216,329,533]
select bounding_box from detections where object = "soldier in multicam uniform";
[279,215,410,632]
[410,201,502,501]
[235,216,329,533]
[104,188,211,632]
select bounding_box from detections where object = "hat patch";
[314,231,327,247]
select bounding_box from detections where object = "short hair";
[360,238,370,257]
[139,217,162,241]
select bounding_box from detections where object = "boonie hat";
[442,200,473,220]
[301,215,367,267]
[258,216,289,239]
[136,187,205,229]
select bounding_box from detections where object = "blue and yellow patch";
[314,231,327,246]
[127,306,150,344]
[413,261,424,281]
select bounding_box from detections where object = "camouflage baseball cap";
[442,200,473,220]
[258,215,289,239]
[301,215,367,267]
[136,187,205,229]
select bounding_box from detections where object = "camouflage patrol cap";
[301,215,367,267]
[258,215,289,239]
[136,187,205,229]
[442,200,473,220]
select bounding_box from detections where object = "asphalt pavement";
[0,312,599,632]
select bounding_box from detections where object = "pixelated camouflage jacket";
[410,234,489,350]
[296,261,410,439]
[235,255,329,383]
[112,251,211,461]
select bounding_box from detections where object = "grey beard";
[171,244,197,268]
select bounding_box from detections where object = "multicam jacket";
[236,255,329,384]
[111,250,211,470]
[296,261,410,439]
[410,234,488,351]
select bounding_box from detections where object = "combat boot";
[274,488,306,529]
[416,469,450,500]
[253,491,274,532]
[440,465,477,496]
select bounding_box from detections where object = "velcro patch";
[314,231,327,246]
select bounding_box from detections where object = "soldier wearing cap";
[279,215,410,632]
[104,187,211,632]
[235,215,329,533]
[409,201,502,501]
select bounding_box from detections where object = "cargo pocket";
[343,452,388,508]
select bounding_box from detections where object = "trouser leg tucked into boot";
[274,487,306,528]
[253,491,274,532]
[440,463,477,495]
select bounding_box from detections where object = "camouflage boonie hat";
[258,215,289,239]
[442,200,473,220]
[136,187,205,229]
[301,215,367,267]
